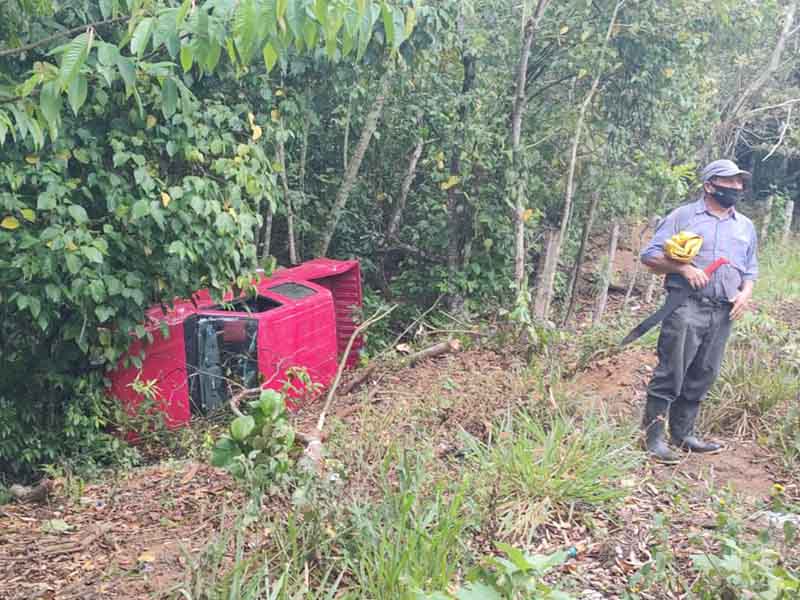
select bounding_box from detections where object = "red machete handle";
[703,257,729,276]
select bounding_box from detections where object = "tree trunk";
[622,222,650,314]
[276,133,298,265]
[317,68,392,257]
[511,0,551,291]
[387,128,424,241]
[257,201,273,260]
[760,195,774,242]
[562,189,600,325]
[783,200,795,243]
[535,0,623,320]
[533,227,561,320]
[593,221,620,325]
[445,3,483,312]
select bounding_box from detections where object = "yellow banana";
[663,230,703,263]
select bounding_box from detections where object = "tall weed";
[465,412,640,544]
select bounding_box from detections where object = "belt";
[621,258,729,346]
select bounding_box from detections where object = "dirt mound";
[569,347,658,418]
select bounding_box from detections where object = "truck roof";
[143,258,359,327]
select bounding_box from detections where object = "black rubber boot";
[643,397,680,464]
[669,399,722,453]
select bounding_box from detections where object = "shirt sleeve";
[742,223,758,281]
[641,210,679,262]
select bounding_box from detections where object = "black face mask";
[710,184,744,208]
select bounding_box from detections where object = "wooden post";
[593,221,619,325]
[782,200,795,243]
[760,195,774,242]
[533,227,561,320]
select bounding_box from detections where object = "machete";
[620,257,730,346]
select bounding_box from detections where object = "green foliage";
[210,390,295,492]
[0,371,137,480]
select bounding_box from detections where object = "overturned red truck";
[110,259,363,427]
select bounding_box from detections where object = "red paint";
[109,259,362,429]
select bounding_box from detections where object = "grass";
[751,241,800,305]
[464,411,641,544]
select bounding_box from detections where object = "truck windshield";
[184,316,258,414]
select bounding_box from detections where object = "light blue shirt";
[641,196,758,300]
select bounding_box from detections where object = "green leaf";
[68,204,88,224]
[176,0,191,26]
[263,43,278,73]
[304,20,318,50]
[167,240,185,255]
[99,0,114,19]
[95,305,115,322]
[89,280,106,303]
[39,81,62,138]
[41,519,73,534]
[58,32,92,91]
[28,296,41,319]
[161,78,178,118]
[211,436,241,467]
[180,44,193,73]
[205,42,222,71]
[67,74,88,116]
[456,583,503,600]
[286,0,305,39]
[82,246,104,264]
[381,3,394,48]
[97,42,120,67]
[45,284,61,302]
[65,253,81,274]
[131,17,154,56]
[234,0,260,64]
[131,199,150,220]
[116,56,136,95]
[313,0,327,26]
[230,415,256,441]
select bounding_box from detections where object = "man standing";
[639,159,759,463]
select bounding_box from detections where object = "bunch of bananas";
[663,231,703,263]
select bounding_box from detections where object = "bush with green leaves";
[210,390,296,492]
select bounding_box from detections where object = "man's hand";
[680,264,710,289]
[729,284,753,320]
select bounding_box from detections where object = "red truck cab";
[110,259,362,427]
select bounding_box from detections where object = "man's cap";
[700,159,751,182]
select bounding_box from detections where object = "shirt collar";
[696,195,737,219]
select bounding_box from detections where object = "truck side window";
[268,282,316,299]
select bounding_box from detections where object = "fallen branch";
[338,338,463,398]
[401,338,461,368]
[316,305,397,431]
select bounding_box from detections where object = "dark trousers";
[645,296,733,431]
